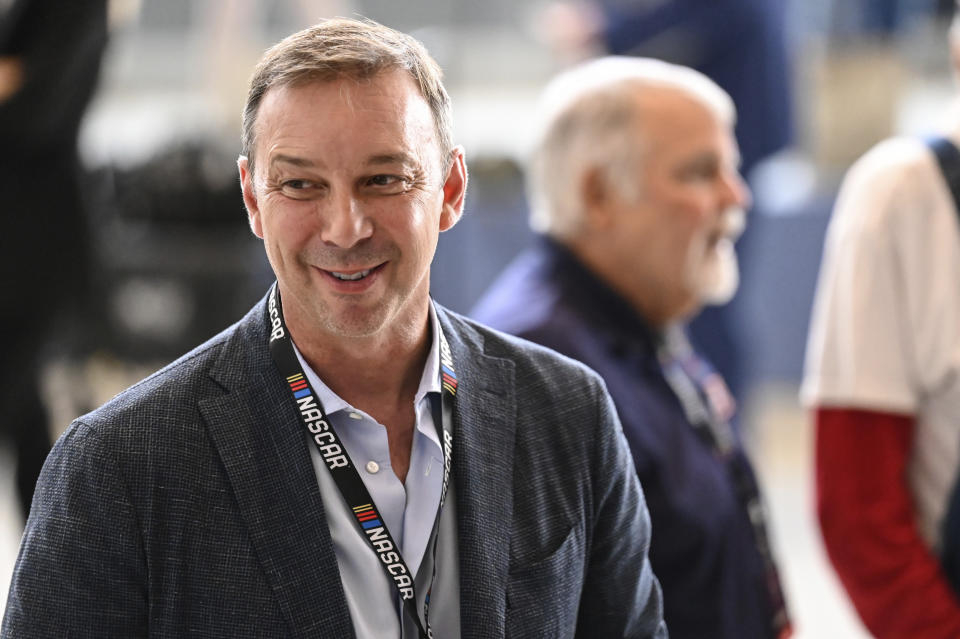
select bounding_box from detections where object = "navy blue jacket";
[472,239,779,639]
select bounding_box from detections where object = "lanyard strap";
[266,285,456,639]
[926,136,960,218]
[657,329,791,638]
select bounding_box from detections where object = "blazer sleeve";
[1,420,149,638]
[575,383,667,639]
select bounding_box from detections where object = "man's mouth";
[322,262,385,283]
[330,268,372,281]
[707,230,725,249]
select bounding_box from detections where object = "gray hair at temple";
[527,56,736,239]
[241,17,454,177]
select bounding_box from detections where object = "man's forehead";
[634,86,718,125]
[259,70,428,119]
[254,71,440,165]
[634,90,733,148]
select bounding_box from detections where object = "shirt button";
[349,412,363,420]
[366,461,380,474]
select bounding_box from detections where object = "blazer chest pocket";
[505,522,585,638]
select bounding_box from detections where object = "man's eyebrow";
[681,150,719,167]
[269,154,317,169]
[267,153,419,169]
[366,152,419,167]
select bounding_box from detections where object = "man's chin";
[319,310,391,339]
[698,240,740,306]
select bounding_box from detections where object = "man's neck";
[293,320,431,412]
[284,301,433,484]
[564,236,693,329]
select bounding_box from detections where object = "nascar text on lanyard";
[266,284,457,639]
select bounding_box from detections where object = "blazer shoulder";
[77,310,255,436]
[438,306,615,447]
[439,304,607,393]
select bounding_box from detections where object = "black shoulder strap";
[930,135,960,596]
[926,136,960,215]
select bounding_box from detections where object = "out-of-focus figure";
[538,0,794,401]
[0,0,108,518]
[803,5,960,637]
[473,56,791,639]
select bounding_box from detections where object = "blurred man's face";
[238,70,465,345]
[603,89,749,325]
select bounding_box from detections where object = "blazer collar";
[199,296,356,638]
[436,305,517,639]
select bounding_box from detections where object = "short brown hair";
[241,17,453,176]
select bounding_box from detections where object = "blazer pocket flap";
[506,522,585,611]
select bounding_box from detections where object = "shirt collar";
[418,302,444,401]
[291,302,443,417]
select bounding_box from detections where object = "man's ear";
[580,166,616,230]
[238,155,264,239]
[439,147,468,232]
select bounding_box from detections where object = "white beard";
[698,236,740,305]
[691,206,745,306]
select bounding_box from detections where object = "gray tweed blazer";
[2,294,666,638]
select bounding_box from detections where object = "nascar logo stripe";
[352,504,383,529]
[353,504,379,522]
[439,331,457,396]
[441,364,457,395]
[286,373,311,398]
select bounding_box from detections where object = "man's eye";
[368,175,401,187]
[366,174,419,192]
[280,179,321,198]
[679,164,718,182]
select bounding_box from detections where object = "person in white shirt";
[803,6,960,635]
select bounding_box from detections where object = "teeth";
[331,269,371,281]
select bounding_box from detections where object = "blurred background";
[1,0,958,635]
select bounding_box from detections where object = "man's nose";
[320,190,374,247]
[720,169,752,211]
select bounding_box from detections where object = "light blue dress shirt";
[294,303,460,639]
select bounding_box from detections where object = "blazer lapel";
[199,303,355,638]
[439,309,517,639]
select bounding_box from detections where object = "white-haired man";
[473,56,790,639]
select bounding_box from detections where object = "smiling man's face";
[239,69,465,344]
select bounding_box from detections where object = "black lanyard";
[657,328,792,638]
[266,284,456,639]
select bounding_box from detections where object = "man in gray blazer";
[1,17,666,639]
